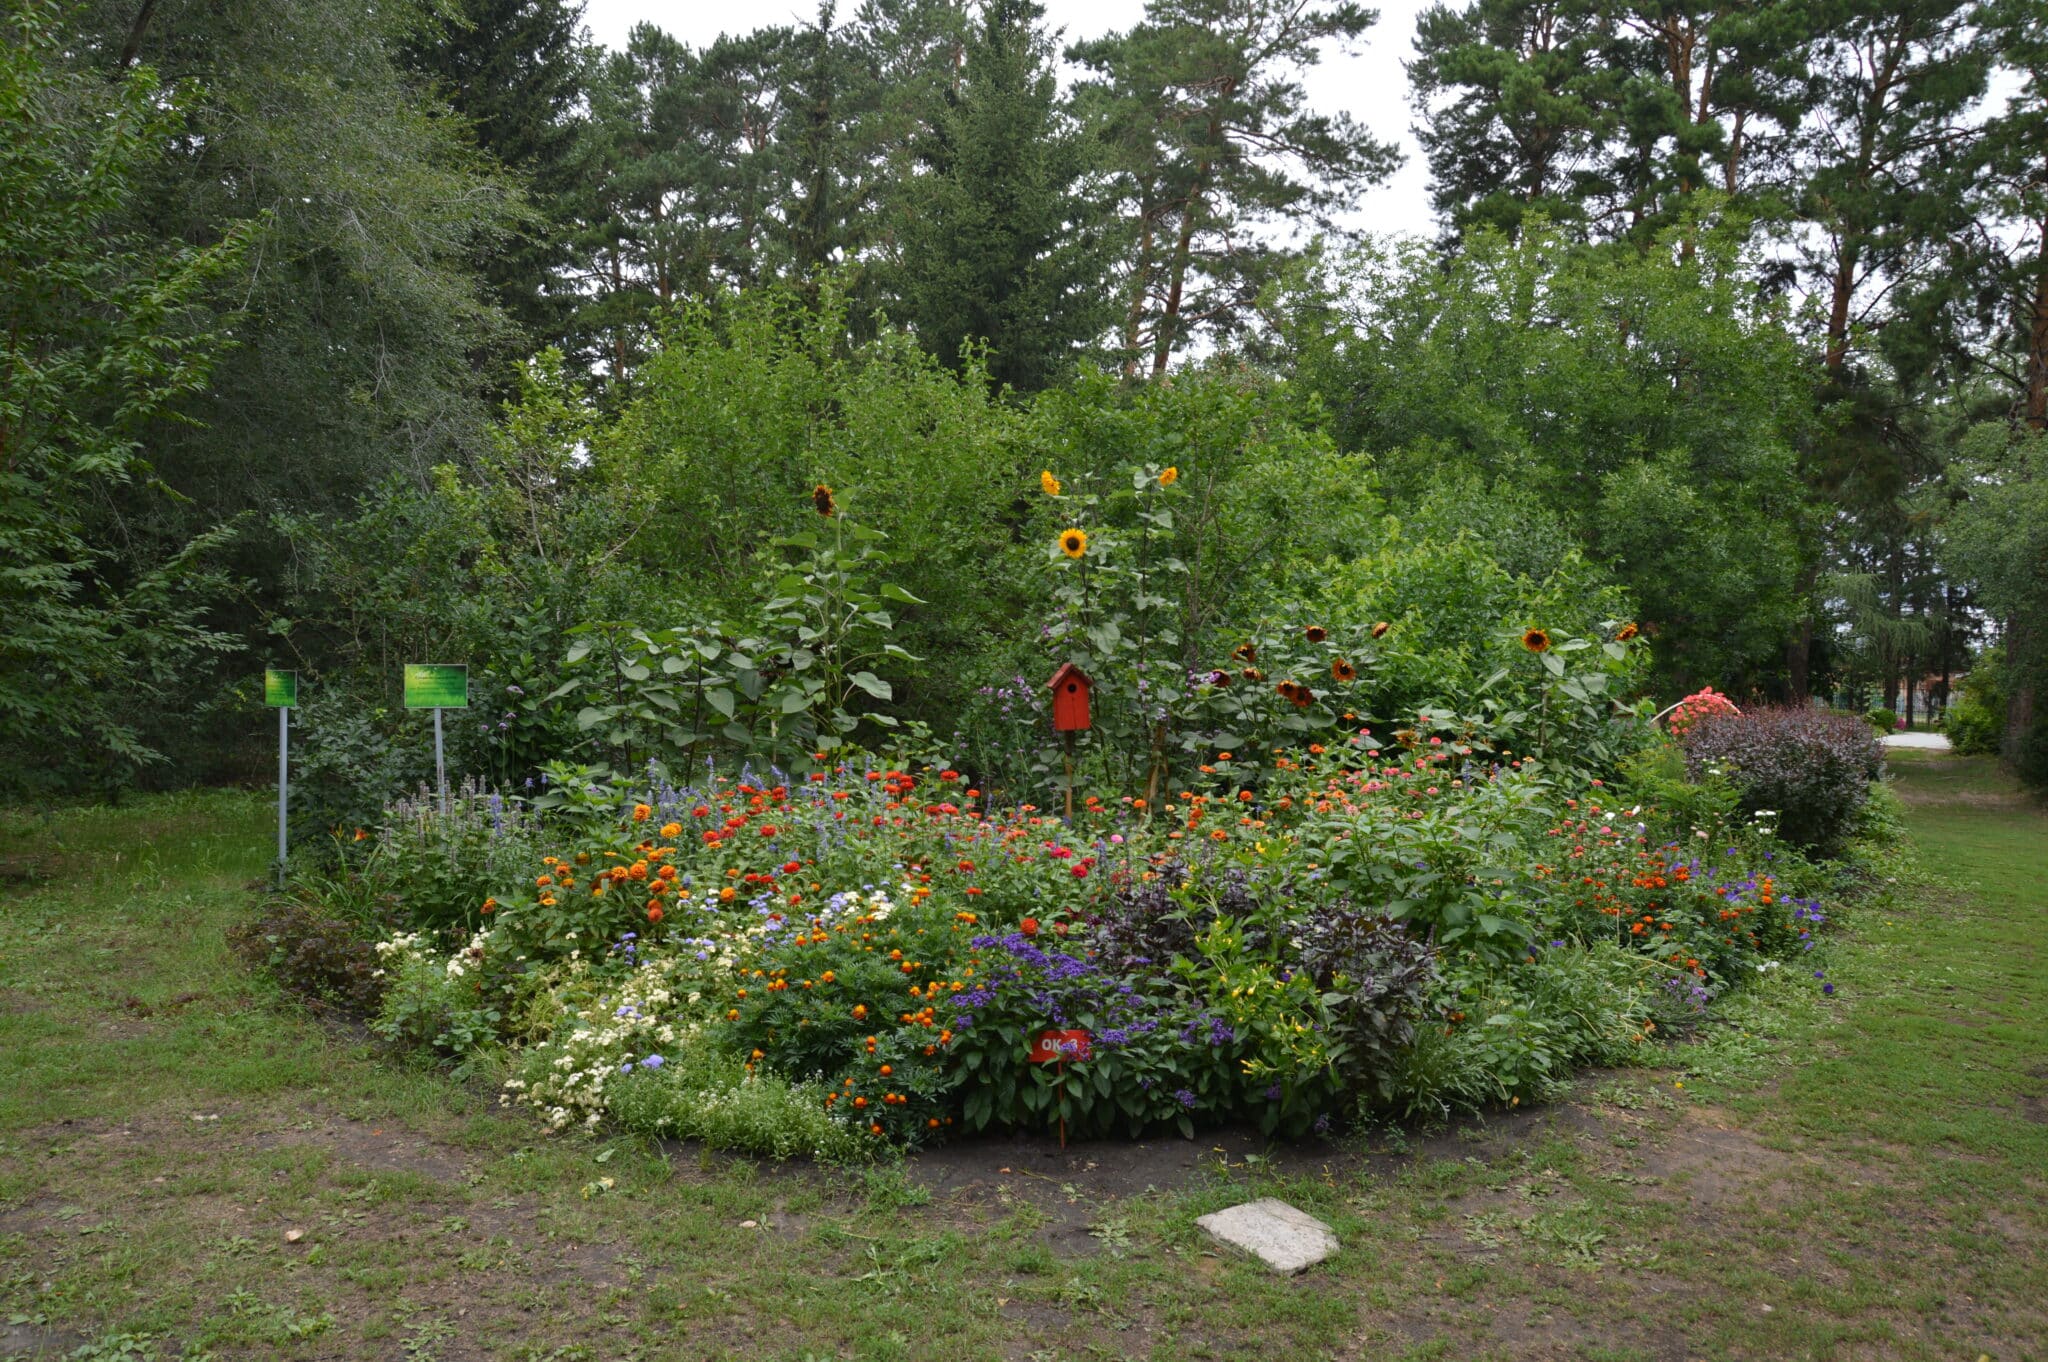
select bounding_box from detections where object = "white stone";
[1195,1199,1339,1274]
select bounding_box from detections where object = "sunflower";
[1206,670,1231,687]
[1304,625,1328,644]
[1522,628,1552,653]
[1040,469,1062,497]
[1616,622,1640,642]
[1371,620,1390,639]
[1276,680,1313,708]
[1232,642,1258,663]
[1158,466,1179,487]
[1331,657,1357,682]
[1059,528,1089,559]
[1242,667,1264,682]
[813,484,837,517]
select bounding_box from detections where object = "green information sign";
[264,669,298,707]
[404,663,469,710]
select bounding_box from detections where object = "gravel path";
[1883,731,1952,750]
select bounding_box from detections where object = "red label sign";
[1030,1029,1092,1063]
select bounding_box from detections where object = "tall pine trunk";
[2028,211,2048,430]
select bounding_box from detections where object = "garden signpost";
[264,669,297,888]
[1030,1028,1091,1148]
[403,663,468,813]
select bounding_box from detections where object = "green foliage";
[285,689,435,856]
[600,1046,875,1164]
[596,285,1021,723]
[0,7,248,796]
[1285,223,1812,688]
[1944,663,2005,757]
[553,513,923,774]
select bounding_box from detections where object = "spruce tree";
[402,0,591,346]
[890,0,1108,390]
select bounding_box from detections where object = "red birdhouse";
[1047,663,1093,732]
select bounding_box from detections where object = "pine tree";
[1408,0,1613,241]
[1072,0,1401,374]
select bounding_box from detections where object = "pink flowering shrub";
[1665,686,1739,741]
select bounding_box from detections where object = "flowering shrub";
[1678,707,1882,853]
[370,780,544,930]
[372,927,519,1059]
[1665,686,1739,741]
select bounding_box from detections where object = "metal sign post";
[264,669,298,889]
[403,664,469,815]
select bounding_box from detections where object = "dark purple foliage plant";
[1679,707,1881,854]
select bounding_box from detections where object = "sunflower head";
[1616,622,1639,642]
[1276,680,1312,708]
[1058,528,1089,559]
[1371,620,1390,639]
[1207,670,1231,687]
[1040,469,1062,497]
[813,484,837,517]
[1232,642,1257,663]
[1242,667,1264,682]
[1303,625,1328,644]
[1522,628,1552,653]
[1158,466,1179,487]
[1331,657,1357,682]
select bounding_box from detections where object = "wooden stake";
[1063,730,1076,823]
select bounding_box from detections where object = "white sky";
[578,0,1439,241]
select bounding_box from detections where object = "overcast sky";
[578,0,1439,241]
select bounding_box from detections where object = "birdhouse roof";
[1047,663,1092,691]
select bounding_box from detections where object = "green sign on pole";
[264,668,298,707]
[403,663,469,710]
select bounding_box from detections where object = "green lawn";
[2,757,2043,1361]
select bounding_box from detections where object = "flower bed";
[348,737,1846,1160]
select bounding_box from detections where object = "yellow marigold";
[1040,469,1062,496]
[631,802,652,822]
[659,821,682,838]
[1058,528,1088,559]
[1158,466,1179,487]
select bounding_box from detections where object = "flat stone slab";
[1882,732,1950,750]
[1195,1198,1339,1274]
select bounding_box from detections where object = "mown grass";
[1,757,2042,1360]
